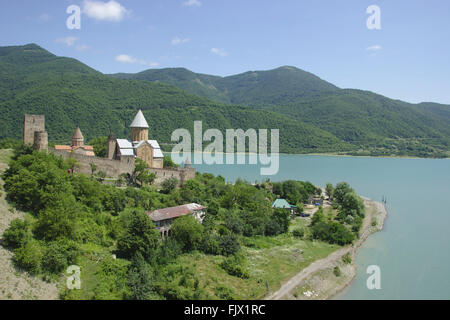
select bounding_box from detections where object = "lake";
[186,153,450,299]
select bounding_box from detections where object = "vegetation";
[1,44,448,157]
[0,148,368,299]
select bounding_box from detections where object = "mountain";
[0,44,350,154]
[111,66,450,157]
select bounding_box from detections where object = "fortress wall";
[50,148,195,186]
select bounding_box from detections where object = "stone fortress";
[23,111,195,186]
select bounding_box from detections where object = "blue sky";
[1,0,449,104]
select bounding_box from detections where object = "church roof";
[72,127,84,140]
[130,110,149,128]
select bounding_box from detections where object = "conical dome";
[72,127,84,147]
[130,110,149,128]
[72,127,84,140]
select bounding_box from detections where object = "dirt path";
[0,151,58,300]
[265,198,387,300]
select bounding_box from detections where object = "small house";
[272,199,296,215]
[146,203,206,238]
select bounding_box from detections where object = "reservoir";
[187,154,450,299]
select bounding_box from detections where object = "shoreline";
[265,197,387,300]
[165,150,448,160]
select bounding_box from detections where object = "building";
[107,110,164,169]
[272,199,296,215]
[54,127,95,156]
[147,203,206,238]
[24,114,48,152]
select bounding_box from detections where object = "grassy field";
[0,149,13,169]
[179,224,340,299]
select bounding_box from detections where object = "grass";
[179,231,340,299]
[0,149,13,166]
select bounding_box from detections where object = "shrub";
[14,240,43,274]
[220,254,249,279]
[333,266,341,277]
[215,285,236,300]
[41,239,79,274]
[171,216,204,252]
[292,228,305,238]
[2,218,31,249]
[342,253,352,265]
[219,234,240,256]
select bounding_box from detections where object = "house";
[147,203,206,238]
[107,110,164,169]
[272,199,296,215]
[54,127,95,156]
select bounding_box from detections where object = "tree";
[333,182,353,205]
[325,183,334,200]
[171,216,204,252]
[89,163,97,176]
[89,136,108,158]
[163,155,179,168]
[2,218,32,249]
[131,159,155,187]
[117,210,161,259]
[161,177,178,194]
[219,234,240,256]
[66,158,78,174]
[127,253,160,300]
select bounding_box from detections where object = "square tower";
[24,114,45,145]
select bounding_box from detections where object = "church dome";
[130,110,149,128]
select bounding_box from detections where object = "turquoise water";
[189,154,450,299]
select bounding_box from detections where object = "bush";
[215,285,236,300]
[14,240,44,274]
[2,218,31,249]
[41,239,79,274]
[333,266,341,277]
[292,228,305,238]
[219,234,240,256]
[342,253,352,265]
[220,254,249,279]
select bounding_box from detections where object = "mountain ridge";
[0,43,448,157]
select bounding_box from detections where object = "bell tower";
[72,127,84,147]
[130,110,149,142]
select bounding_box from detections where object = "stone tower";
[24,114,45,145]
[130,110,149,142]
[33,131,48,152]
[107,131,116,159]
[72,127,84,147]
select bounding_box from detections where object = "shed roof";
[147,203,206,222]
[272,199,293,209]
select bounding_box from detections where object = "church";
[107,109,164,169]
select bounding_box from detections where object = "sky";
[0,0,449,105]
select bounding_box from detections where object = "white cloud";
[211,47,227,57]
[38,13,51,23]
[83,0,130,22]
[56,37,78,47]
[76,45,92,52]
[171,37,190,45]
[182,0,202,7]
[366,45,382,51]
[115,54,159,67]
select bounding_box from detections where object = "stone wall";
[50,148,195,186]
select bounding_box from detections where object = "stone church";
[107,110,164,169]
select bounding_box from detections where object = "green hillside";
[0,44,350,154]
[111,66,450,157]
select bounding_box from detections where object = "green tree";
[161,177,179,194]
[171,216,204,252]
[325,183,334,200]
[117,210,161,259]
[89,136,108,158]
[127,253,160,300]
[333,182,353,205]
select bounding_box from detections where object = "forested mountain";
[112,66,450,157]
[0,44,350,154]
[0,44,448,157]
